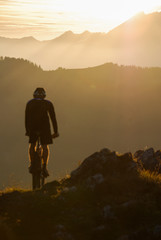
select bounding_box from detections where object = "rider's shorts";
[29,131,53,145]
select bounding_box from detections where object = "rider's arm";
[48,101,58,135]
[25,102,30,136]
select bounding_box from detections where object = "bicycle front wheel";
[41,176,45,187]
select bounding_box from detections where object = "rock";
[155,150,161,161]
[52,225,73,240]
[105,150,117,161]
[121,200,136,208]
[41,180,60,194]
[99,148,113,162]
[154,151,161,173]
[142,148,154,161]
[89,173,104,184]
[71,148,116,181]
[70,152,101,179]
[134,150,144,159]
[116,152,137,173]
[118,152,133,162]
[103,205,114,219]
[142,157,158,171]
[135,148,159,171]
[153,225,161,238]
[86,173,104,190]
[63,186,77,193]
[71,146,161,183]
[117,152,134,169]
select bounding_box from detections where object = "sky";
[0,0,161,40]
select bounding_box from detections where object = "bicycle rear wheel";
[32,173,41,190]
[31,148,41,190]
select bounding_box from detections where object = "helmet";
[33,88,46,98]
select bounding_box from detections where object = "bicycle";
[30,133,59,190]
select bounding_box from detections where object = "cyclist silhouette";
[25,88,59,176]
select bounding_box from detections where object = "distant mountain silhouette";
[0,12,161,69]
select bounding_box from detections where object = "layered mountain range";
[0,11,161,69]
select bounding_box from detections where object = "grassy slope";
[1,151,161,240]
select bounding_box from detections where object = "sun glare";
[40,0,161,30]
[28,0,160,19]
[0,0,160,39]
[46,0,160,15]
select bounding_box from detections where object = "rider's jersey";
[25,98,58,135]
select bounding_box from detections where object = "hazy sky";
[0,0,161,40]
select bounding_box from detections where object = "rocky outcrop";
[71,148,136,183]
[1,147,161,240]
[134,147,161,172]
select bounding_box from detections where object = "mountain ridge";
[0,11,161,69]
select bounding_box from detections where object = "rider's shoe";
[42,165,49,177]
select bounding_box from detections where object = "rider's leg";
[42,144,49,176]
[28,143,36,173]
[29,143,36,162]
[42,144,49,166]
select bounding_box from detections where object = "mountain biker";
[25,87,59,177]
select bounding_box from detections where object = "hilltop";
[0,11,161,69]
[1,148,161,240]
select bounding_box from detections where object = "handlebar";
[52,133,59,139]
